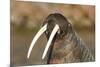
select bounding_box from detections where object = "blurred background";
[10,0,95,66]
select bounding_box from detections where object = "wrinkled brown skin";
[43,13,94,64]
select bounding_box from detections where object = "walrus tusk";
[27,24,47,59]
[42,24,59,59]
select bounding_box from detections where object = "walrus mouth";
[27,24,59,59]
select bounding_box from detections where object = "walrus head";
[27,13,73,60]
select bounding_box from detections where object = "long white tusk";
[42,24,59,59]
[27,24,47,59]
